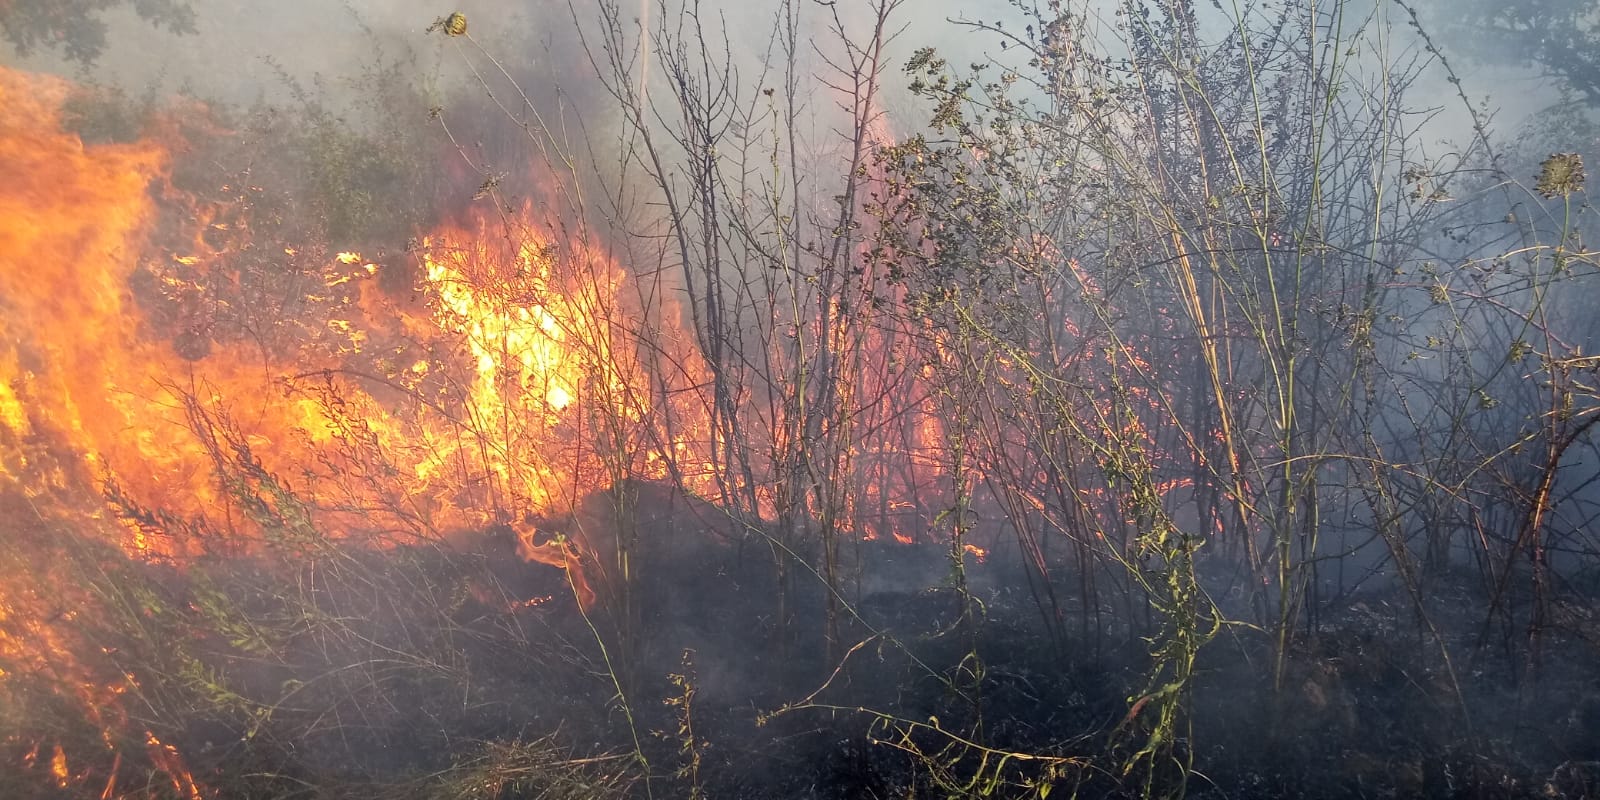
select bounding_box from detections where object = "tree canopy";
[1430,0,1600,107]
[0,0,195,64]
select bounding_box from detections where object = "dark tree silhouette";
[0,0,195,64]
[1429,0,1600,107]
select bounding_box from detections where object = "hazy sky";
[7,1,537,105]
[0,0,1568,158]
[0,1,1017,101]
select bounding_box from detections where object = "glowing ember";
[49,743,68,787]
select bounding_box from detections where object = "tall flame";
[0,60,1012,796]
[0,65,701,560]
[0,68,170,509]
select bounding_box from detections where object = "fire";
[0,69,168,502]
[0,63,693,554]
[0,64,696,796]
[513,521,594,608]
[0,66,368,553]
[0,65,991,571]
[422,222,597,416]
[0,58,1015,798]
[144,731,203,800]
[49,743,69,787]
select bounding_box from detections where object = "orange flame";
[0,60,1041,794]
[0,64,709,563]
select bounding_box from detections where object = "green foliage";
[297,117,416,244]
[0,0,195,64]
[59,84,155,145]
[662,650,706,799]
[862,0,1587,793]
[254,32,444,247]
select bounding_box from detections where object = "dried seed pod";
[429,12,468,36]
[1536,152,1585,198]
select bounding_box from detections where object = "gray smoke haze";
[2,0,1578,179]
[5,1,533,105]
[0,2,1027,132]
[0,1,1583,147]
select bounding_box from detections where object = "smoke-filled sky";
[0,1,1581,166]
[0,2,1021,141]
[8,1,535,104]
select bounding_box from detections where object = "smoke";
[5,2,1600,797]
[1,0,1581,152]
[5,2,522,104]
[0,1,1018,137]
